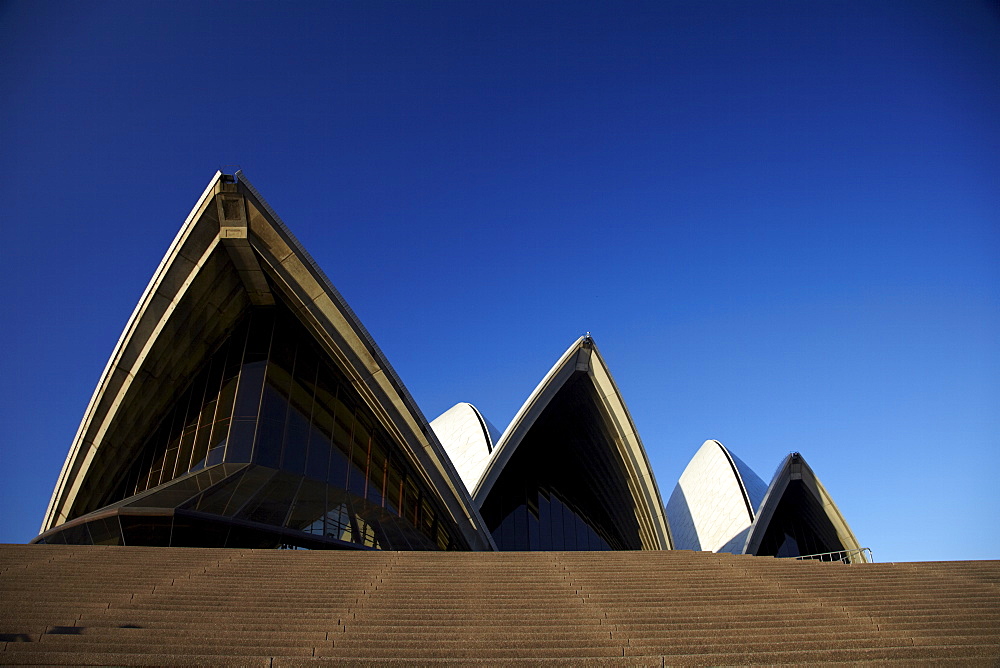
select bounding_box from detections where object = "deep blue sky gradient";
[1,1,997,561]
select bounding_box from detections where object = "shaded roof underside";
[744,453,864,560]
[474,338,671,550]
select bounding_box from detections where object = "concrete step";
[68,618,345,633]
[1,544,997,666]
[0,650,272,666]
[313,645,627,659]
[3,641,314,657]
[40,626,332,642]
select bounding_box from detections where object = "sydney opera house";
[34,171,865,562]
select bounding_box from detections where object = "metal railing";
[794,547,873,564]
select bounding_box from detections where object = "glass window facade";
[480,374,645,551]
[755,481,846,558]
[70,305,463,551]
[36,461,449,550]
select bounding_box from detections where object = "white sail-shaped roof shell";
[430,403,500,494]
[666,440,768,553]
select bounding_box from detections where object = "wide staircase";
[1,544,998,666]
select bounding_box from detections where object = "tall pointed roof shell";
[41,171,495,551]
[475,337,672,550]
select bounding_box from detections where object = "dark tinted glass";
[120,515,172,547]
[480,373,639,551]
[79,303,466,551]
[756,480,845,558]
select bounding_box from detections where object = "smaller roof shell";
[743,452,866,560]
[430,403,500,494]
[666,440,767,553]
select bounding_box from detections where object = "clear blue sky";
[1,1,997,562]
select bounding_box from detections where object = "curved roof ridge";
[726,447,769,514]
[474,336,589,499]
[41,171,228,532]
[468,403,502,450]
[713,440,757,521]
[236,172,493,549]
[235,171,434,434]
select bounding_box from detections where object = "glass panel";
[119,514,172,547]
[512,502,528,551]
[372,507,405,550]
[88,516,123,546]
[367,434,387,507]
[171,515,229,548]
[527,492,540,550]
[229,355,268,462]
[243,309,274,364]
[237,472,302,527]
[190,347,227,472]
[128,467,221,509]
[323,491,354,543]
[81,303,473,551]
[281,387,312,476]
[327,394,352,490]
[420,498,436,541]
[286,477,328,532]
[305,366,335,482]
[538,490,552,551]
[173,385,201,478]
[352,504,382,550]
[209,375,238,452]
[220,466,277,516]
[498,508,515,551]
[385,459,402,515]
[58,523,93,546]
[403,477,421,527]
[576,511,590,550]
[188,467,246,515]
[127,444,153,498]
[305,421,331,483]
[285,346,316,469]
[36,530,66,545]
[205,441,225,467]
[550,494,565,550]
[226,418,259,465]
[254,379,288,469]
[436,523,449,551]
[347,412,370,498]
[326,424,350,489]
